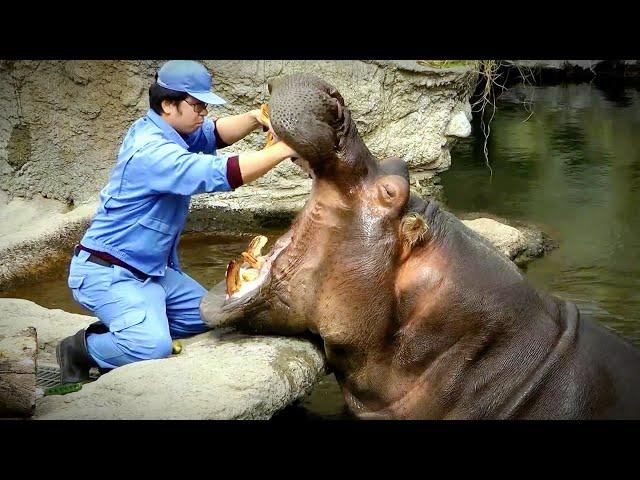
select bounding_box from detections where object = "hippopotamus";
[200,73,640,419]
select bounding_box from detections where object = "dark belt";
[74,244,149,281]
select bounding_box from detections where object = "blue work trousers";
[67,249,208,369]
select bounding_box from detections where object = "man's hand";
[216,107,271,146]
[253,106,271,131]
[237,141,300,184]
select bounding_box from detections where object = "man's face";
[162,96,208,135]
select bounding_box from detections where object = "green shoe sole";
[44,382,83,396]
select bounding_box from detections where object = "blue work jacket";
[80,109,233,277]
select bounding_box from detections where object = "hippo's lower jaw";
[199,235,292,329]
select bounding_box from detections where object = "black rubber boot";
[85,321,113,376]
[56,327,99,384]
[86,321,109,335]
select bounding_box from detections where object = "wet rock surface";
[0,298,326,420]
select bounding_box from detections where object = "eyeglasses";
[183,99,208,114]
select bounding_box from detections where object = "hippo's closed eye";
[376,175,409,210]
[382,183,396,199]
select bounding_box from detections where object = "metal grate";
[36,364,100,388]
[37,365,61,388]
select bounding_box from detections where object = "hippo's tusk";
[225,235,271,298]
[247,235,268,257]
[225,260,241,297]
[335,99,343,120]
[241,251,262,269]
[259,105,278,148]
[241,235,268,269]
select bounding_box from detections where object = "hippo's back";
[574,312,640,419]
[517,299,640,419]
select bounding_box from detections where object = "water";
[441,83,640,347]
[2,83,639,418]
[0,231,286,317]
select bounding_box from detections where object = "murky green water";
[441,83,640,347]
[2,83,638,419]
[0,230,289,317]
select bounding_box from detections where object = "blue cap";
[157,60,226,105]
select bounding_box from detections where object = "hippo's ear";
[399,213,429,249]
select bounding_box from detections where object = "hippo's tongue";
[225,235,268,297]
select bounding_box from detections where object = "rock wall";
[0,60,477,288]
[0,60,476,211]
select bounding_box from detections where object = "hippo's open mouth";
[222,235,290,303]
[200,71,392,330]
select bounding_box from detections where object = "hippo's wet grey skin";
[200,73,640,419]
[268,74,374,186]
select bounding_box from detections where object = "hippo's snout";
[268,74,346,164]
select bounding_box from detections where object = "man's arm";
[236,141,297,184]
[215,110,263,146]
[130,139,298,195]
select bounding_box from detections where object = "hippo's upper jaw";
[268,73,378,186]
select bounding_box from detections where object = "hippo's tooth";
[259,103,270,124]
[265,131,277,147]
[259,105,278,148]
[247,235,268,257]
[241,268,260,282]
[242,251,257,263]
[241,251,263,270]
[225,260,242,296]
